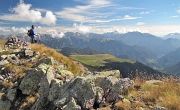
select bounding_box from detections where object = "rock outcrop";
[0,37,134,110]
[0,56,133,109]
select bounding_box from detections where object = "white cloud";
[37,26,41,29]
[99,27,148,34]
[123,15,141,20]
[73,23,92,33]
[89,0,111,7]
[40,11,56,25]
[55,0,144,25]
[11,27,27,33]
[140,11,150,15]
[46,29,65,38]
[0,0,56,25]
[95,15,141,23]
[0,27,10,32]
[136,22,145,25]
[56,0,142,23]
[171,16,178,18]
[176,9,180,13]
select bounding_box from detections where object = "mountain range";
[1,31,180,76]
[103,32,180,55]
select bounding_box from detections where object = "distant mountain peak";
[164,33,180,39]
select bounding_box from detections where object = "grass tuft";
[115,101,131,110]
[19,93,39,109]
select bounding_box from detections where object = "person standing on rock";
[30,25,37,43]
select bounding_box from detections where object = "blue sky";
[0,0,180,36]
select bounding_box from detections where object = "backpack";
[27,29,32,37]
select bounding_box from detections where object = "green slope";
[70,54,135,66]
[70,54,163,78]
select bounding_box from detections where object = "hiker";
[30,25,37,43]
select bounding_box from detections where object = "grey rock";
[39,66,55,97]
[30,57,37,62]
[7,88,17,102]
[54,77,96,109]
[9,54,17,60]
[0,60,9,66]
[12,49,20,53]
[55,69,74,82]
[94,87,104,104]
[48,79,63,101]
[54,70,133,109]
[19,64,50,95]
[31,97,49,110]
[25,49,34,57]
[98,70,120,78]
[154,106,166,110]
[0,55,7,60]
[36,57,58,66]
[30,65,56,110]
[0,100,11,110]
[62,97,81,110]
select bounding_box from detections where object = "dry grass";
[115,101,131,110]
[30,44,84,76]
[19,93,39,109]
[129,76,180,110]
[4,62,34,81]
[0,93,5,100]
[2,81,13,89]
[0,38,7,47]
[131,101,146,109]
[99,106,111,110]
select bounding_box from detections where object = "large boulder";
[54,76,96,109]
[19,63,54,95]
[54,70,133,109]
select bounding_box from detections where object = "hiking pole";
[37,34,41,44]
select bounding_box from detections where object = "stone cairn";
[4,36,29,48]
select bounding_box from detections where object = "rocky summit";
[0,37,134,110]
